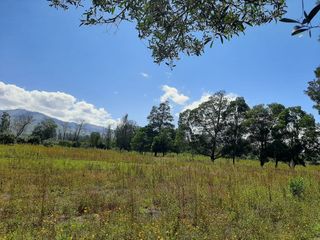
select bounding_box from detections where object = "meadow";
[0,145,320,239]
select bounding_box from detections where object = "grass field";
[0,145,320,239]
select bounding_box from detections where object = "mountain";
[0,109,106,136]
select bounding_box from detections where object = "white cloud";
[182,92,238,112]
[0,81,117,127]
[140,72,149,78]
[160,85,189,105]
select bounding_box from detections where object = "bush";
[16,137,27,144]
[43,139,56,147]
[289,177,305,198]
[58,140,73,147]
[27,136,41,145]
[0,133,15,144]
[72,141,81,148]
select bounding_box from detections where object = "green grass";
[0,145,320,239]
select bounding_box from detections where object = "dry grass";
[0,144,320,239]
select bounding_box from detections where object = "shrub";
[0,133,15,144]
[16,137,27,144]
[289,177,305,198]
[43,139,56,147]
[27,136,41,145]
[58,140,73,147]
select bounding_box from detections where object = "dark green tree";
[31,119,57,142]
[173,127,188,154]
[115,114,137,151]
[147,101,174,133]
[151,129,173,157]
[0,112,11,134]
[90,132,102,148]
[222,97,250,164]
[131,127,150,154]
[268,103,287,167]
[104,125,113,150]
[0,112,14,145]
[181,91,230,162]
[277,107,317,168]
[245,105,273,167]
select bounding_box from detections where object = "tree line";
[1,88,320,168]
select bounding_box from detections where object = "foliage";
[147,101,174,133]
[180,91,231,161]
[280,2,320,37]
[0,133,15,144]
[31,119,58,142]
[131,127,149,153]
[49,0,286,65]
[306,67,320,113]
[222,97,250,163]
[0,112,11,134]
[245,104,273,166]
[42,138,57,147]
[289,177,306,198]
[151,129,173,156]
[89,132,103,148]
[115,114,137,151]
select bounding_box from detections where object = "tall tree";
[268,103,287,167]
[245,105,273,167]
[73,120,85,142]
[49,0,286,65]
[12,114,33,139]
[222,97,250,164]
[181,91,230,162]
[151,129,173,157]
[131,127,149,154]
[0,112,11,134]
[147,101,174,133]
[115,114,137,151]
[90,132,102,148]
[277,106,317,168]
[104,125,113,150]
[31,119,57,142]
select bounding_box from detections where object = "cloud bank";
[161,85,189,105]
[0,81,117,127]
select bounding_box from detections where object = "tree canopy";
[49,0,286,65]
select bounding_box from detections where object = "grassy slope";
[0,145,319,239]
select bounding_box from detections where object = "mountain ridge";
[0,109,106,135]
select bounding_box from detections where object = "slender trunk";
[210,151,215,162]
[275,159,278,168]
[211,141,216,162]
[289,159,296,169]
[154,151,157,157]
[232,155,235,165]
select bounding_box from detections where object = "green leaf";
[307,3,320,23]
[280,18,300,24]
[291,28,308,36]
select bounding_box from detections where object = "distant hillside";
[0,109,106,136]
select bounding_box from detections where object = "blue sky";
[0,0,319,126]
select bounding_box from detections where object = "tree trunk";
[232,155,235,165]
[289,159,296,169]
[275,159,278,168]
[154,151,157,157]
[210,151,215,162]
